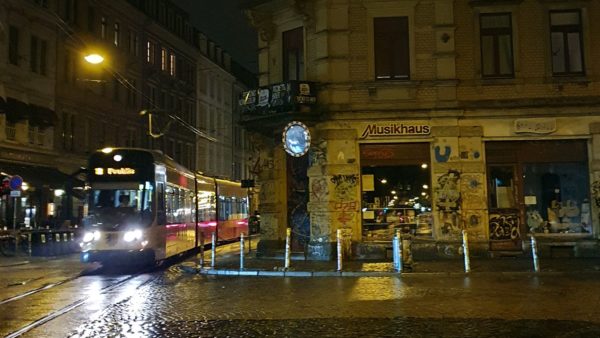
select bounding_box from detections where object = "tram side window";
[156,182,166,224]
[218,196,232,221]
[166,186,174,223]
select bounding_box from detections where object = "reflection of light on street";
[349,277,411,301]
[84,279,107,312]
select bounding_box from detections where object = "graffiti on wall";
[435,170,461,211]
[592,180,600,207]
[460,174,486,210]
[489,212,521,240]
[330,174,358,226]
[310,177,328,201]
[330,175,358,201]
[462,210,486,239]
[309,139,327,167]
[434,145,451,163]
[440,211,461,236]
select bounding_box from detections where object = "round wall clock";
[282,121,311,157]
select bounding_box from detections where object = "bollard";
[392,233,399,271]
[199,231,205,268]
[531,235,539,272]
[337,229,343,272]
[462,230,471,273]
[27,233,32,256]
[240,232,245,270]
[284,228,291,270]
[54,233,61,256]
[40,233,47,256]
[211,232,216,269]
[396,229,403,273]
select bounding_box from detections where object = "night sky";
[173,0,258,73]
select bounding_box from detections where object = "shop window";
[480,13,514,78]
[374,17,410,80]
[550,10,584,76]
[523,163,590,234]
[488,166,517,209]
[486,140,589,236]
[282,27,304,81]
[360,143,431,241]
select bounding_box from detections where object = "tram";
[80,147,249,265]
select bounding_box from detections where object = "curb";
[191,267,600,277]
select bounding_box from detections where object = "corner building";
[242,0,600,259]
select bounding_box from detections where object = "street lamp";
[84,53,104,64]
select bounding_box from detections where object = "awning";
[0,162,85,190]
[2,98,58,127]
[5,98,29,123]
[29,104,58,127]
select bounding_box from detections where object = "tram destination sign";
[360,122,431,139]
[94,167,136,175]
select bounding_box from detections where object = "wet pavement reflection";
[2,248,600,337]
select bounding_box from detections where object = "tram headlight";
[123,229,143,242]
[83,231,101,243]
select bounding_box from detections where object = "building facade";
[242,0,600,259]
[0,0,254,229]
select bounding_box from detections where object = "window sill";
[546,76,590,85]
[476,77,518,86]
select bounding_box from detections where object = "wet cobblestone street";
[19,266,600,338]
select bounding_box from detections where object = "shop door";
[487,165,523,250]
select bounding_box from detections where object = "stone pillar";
[256,141,288,257]
[430,123,487,257]
[589,122,600,238]
[307,128,359,260]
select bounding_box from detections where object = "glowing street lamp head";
[84,53,104,64]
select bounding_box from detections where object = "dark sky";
[173,0,258,73]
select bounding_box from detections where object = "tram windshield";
[85,182,154,229]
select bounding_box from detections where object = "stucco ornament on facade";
[514,118,557,134]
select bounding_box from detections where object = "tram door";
[487,165,523,251]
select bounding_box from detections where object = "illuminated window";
[161,48,167,71]
[113,22,120,47]
[146,41,155,63]
[169,53,176,76]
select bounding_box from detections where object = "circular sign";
[282,121,311,157]
[9,175,23,190]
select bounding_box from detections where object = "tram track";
[3,266,160,338]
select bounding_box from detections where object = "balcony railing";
[238,81,319,134]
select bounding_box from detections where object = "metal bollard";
[337,229,343,272]
[211,232,216,269]
[396,230,403,272]
[28,233,32,256]
[240,232,245,270]
[462,230,471,273]
[199,231,205,268]
[531,235,539,272]
[284,228,291,270]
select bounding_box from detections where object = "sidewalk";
[187,242,600,277]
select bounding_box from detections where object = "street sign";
[9,175,23,190]
[10,190,21,197]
